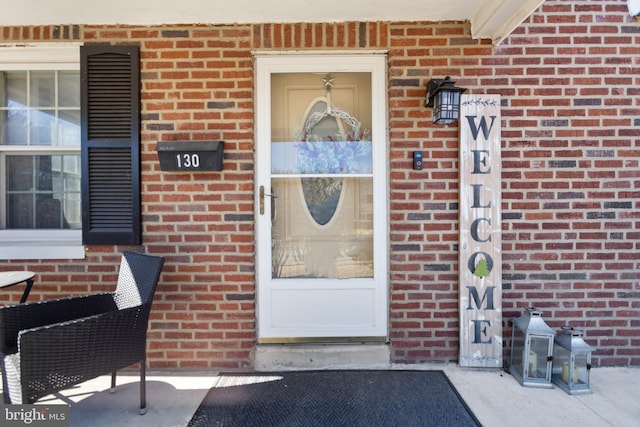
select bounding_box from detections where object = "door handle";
[259,185,277,215]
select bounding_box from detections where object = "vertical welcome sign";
[459,94,502,368]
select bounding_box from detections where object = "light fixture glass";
[426,76,467,125]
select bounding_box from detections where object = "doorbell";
[413,151,423,170]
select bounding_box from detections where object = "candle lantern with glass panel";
[551,326,595,394]
[509,307,555,388]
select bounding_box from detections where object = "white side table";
[0,271,35,303]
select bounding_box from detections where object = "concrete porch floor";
[2,366,639,426]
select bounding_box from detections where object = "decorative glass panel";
[301,177,343,226]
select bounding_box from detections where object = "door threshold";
[252,343,391,371]
[259,336,387,344]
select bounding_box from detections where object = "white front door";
[255,54,388,342]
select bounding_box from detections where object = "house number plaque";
[156,141,224,172]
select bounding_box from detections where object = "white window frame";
[0,44,84,260]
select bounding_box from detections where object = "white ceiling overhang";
[0,0,544,44]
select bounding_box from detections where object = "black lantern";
[426,76,467,125]
[509,307,555,388]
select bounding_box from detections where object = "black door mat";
[187,370,481,427]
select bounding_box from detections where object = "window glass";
[270,72,374,279]
[1,68,80,230]
[58,110,81,146]
[4,71,28,105]
[30,71,56,107]
[58,71,80,108]
[5,155,80,229]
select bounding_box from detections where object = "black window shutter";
[81,45,141,245]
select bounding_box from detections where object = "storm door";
[255,54,388,342]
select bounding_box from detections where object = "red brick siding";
[499,1,640,367]
[136,26,256,369]
[1,0,638,368]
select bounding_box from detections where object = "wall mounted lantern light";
[426,76,467,125]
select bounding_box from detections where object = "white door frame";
[254,52,389,341]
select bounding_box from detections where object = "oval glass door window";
[301,177,342,226]
[298,98,347,226]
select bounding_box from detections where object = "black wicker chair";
[0,251,164,414]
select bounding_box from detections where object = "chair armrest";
[0,293,116,354]
[16,304,154,403]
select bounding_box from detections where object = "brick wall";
[495,0,639,367]
[1,0,638,368]
[387,1,639,366]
